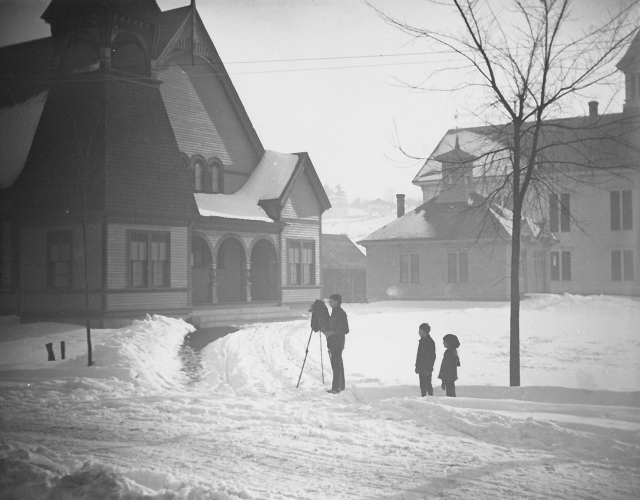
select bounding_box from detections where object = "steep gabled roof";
[156,5,264,158]
[322,234,366,270]
[358,193,510,244]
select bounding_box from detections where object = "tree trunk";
[510,125,522,387]
[81,217,93,367]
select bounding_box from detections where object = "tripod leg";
[319,332,324,384]
[296,328,314,388]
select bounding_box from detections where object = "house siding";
[281,171,321,220]
[107,223,188,290]
[549,175,640,296]
[107,291,189,311]
[281,222,322,303]
[365,241,511,301]
[20,223,103,292]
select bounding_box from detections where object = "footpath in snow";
[0,294,639,499]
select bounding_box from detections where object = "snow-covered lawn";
[1,295,639,499]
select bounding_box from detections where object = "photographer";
[324,294,349,394]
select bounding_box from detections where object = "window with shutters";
[288,240,315,285]
[610,190,633,231]
[47,231,72,289]
[129,232,170,288]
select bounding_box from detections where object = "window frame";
[399,247,420,283]
[47,230,73,290]
[287,239,316,286]
[209,159,224,194]
[550,250,571,281]
[612,249,635,281]
[611,190,633,231]
[550,192,570,233]
[447,251,469,284]
[127,230,171,289]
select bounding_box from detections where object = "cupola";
[616,28,640,114]
[432,136,476,203]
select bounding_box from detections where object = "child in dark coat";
[438,334,460,397]
[415,323,436,396]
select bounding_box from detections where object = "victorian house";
[0,0,331,327]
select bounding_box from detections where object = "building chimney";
[588,100,599,117]
[396,194,405,218]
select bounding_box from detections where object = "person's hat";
[443,334,460,348]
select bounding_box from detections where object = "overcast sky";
[0,0,633,201]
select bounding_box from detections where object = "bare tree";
[371,0,640,385]
[55,92,105,368]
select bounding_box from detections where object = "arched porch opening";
[250,239,279,301]
[217,238,247,303]
[191,235,213,305]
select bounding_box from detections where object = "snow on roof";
[0,91,48,189]
[414,129,510,183]
[360,208,434,241]
[195,150,299,221]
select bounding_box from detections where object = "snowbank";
[1,295,638,499]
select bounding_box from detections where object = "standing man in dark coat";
[325,293,348,394]
[415,323,436,396]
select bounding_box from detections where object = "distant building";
[0,0,331,326]
[366,198,395,216]
[359,145,550,301]
[321,234,367,303]
[412,35,640,297]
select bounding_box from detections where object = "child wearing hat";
[438,334,460,397]
[415,323,436,396]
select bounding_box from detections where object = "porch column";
[209,261,218,304]
[245,263,252,302]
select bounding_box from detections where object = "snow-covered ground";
[1,295,639,499]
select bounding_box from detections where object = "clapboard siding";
[107,224,188,289]
[281,222,321,286]
[21,292,102,311]
[282,287,321,303]
[107,291,189,311]
[281,171,321,220]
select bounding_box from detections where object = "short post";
[60,341,65,360]
[46,343,55,361]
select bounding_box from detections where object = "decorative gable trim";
[281,153,332,214]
